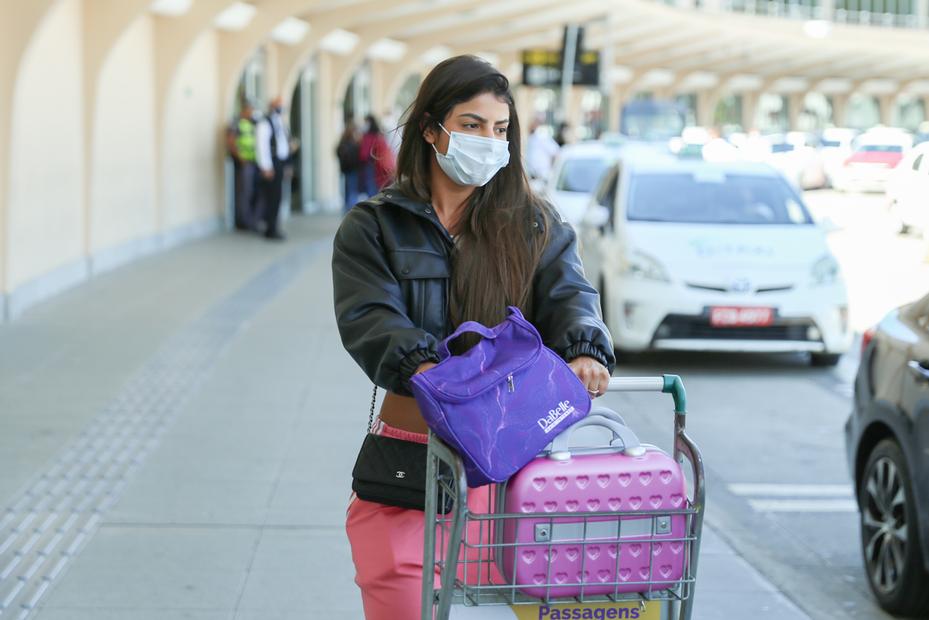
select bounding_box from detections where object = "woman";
[358,114,396,195]
[332,55,614,619]
[336,121,362,213]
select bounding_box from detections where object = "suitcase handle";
[607,375,687,415]
[549,408,645,460]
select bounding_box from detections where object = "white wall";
[90,14,157,254]
[162,30,223,231]
[8,0,85,290]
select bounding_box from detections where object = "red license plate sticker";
[710,306,774,327]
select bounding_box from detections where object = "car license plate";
[710,306,774,327]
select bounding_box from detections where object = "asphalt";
[0,214,811,619]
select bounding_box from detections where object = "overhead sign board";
[521,49,600,87]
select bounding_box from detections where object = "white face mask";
[432,123,510,187]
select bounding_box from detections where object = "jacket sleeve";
[332,206,440,395]
[532,217,616,373]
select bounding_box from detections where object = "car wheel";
[810,353,841,367]
[859,439,929,616]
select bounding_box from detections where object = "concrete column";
[831,94,849,127]
[787,92,804,130]
[741,91,759,131]
[369,59,386,118]
[609,84,628,133]
[919,0,928,28]
[878,94,896,126]
[516,85,535,131]
[697,90,720,128]
[315,52,339,211]
[819,0,835,20]
[265,43,281,98]
[567,86,585,136]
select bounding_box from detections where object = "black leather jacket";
[331,189,615,396]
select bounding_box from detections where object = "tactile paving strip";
[0,239,327,618]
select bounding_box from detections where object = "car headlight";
[624,250,671,283]
[811,254,840,286]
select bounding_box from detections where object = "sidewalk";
[0,215,808,619]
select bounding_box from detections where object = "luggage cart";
[422,375,705,620]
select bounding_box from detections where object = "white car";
[578,156,852,366]
[886,141,929,236]
[544,141,621,227]
[835,128,912,193]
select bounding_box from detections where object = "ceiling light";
[213,2,256,32]
[149,0,191,16]
[368,38,407,62]
[271,17,310,45]
[319,29,359,55]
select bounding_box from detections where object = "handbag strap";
[367,385,377,433]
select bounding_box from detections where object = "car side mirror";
[583,204,611,230]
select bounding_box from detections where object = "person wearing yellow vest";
[226,100,260,231]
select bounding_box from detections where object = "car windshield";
[555,157,610,193]
[626,171,813,225]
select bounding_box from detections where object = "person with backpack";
[336,122,362,214]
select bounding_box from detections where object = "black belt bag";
[351,387,453,513]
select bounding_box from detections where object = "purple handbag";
[410,306,591,487]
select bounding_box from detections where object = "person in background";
[555,121,572,147]
[336,121,362,214]
[359,114,396,196]
[525,120,560,182]
[256,96,292,241]
[226,99,260,231]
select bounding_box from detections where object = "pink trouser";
[345,421,499,620]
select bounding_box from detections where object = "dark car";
[845,292,929,616]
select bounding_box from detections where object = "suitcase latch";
[534,523,552,543]
[655,516,672,535]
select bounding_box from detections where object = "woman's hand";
[414,361,438,375]
[568,356,611,399]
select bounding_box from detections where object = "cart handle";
[607,374,687,415]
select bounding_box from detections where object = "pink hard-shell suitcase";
[497,409,688,598]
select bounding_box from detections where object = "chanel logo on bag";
[537,400,575,434]
[395,471,406,479]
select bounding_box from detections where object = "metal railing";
[659,0,928,28]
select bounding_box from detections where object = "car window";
[626,171,814,225]
[556,157,610,193]
[912,154,923,171]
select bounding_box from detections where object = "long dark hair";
[395,55,553,330]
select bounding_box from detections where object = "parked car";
[886,141,929,236]
[845,292,929,617]
[577,155,851,365]
[544,141,621,227]
[836,129,912,193]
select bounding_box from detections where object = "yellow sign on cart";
[509,601,658,620]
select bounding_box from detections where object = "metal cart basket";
[422,375,705,620]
